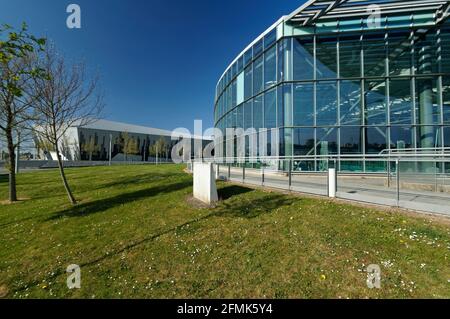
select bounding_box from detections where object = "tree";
[150,137,167,164]
[0,23,46,202]
[81,136,99,161]
[122,132,138,161]
[31,46,104,205]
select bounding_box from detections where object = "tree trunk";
[6,129,17,202]
[56,146,77,205]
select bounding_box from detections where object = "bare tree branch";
[30,44,104,205]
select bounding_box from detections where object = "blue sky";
[0,0,303,131]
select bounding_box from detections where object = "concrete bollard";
[328,168,337,198]
[193,162,219,204]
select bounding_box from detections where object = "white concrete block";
[328,168,336,198]
[193,162,219,204]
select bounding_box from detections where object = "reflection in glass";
[316,127,338,155]
[264,89,277,129]
[316,82,338,126]
[293,83,314,126]
[365,81,387,125]
[390,79,412,125]
[244,101,253,130]
[414,29,438,75]
[365,127,387,154]
[293,37,314,80]
[277,84,292,128]
[388,31,412,76]
[293,128,315,156]
[416,78,439,126]
[445,127,450,147]
[340,127,362,154]
[244,65,253,100]
[364,32,386,77]
[390,126,414,149]
[339,34,361,78]
[253,56,264,95]
[444,78,450,124]
[253,95,263,130]
[264,46,277,89]
[340,80,362,125]
[316,36,337,79]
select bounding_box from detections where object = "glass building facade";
[214,0,450,172]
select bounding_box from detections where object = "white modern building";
[35,119,209,162]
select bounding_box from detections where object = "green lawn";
[0,164,449,299]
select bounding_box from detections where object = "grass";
[0,164,449,299]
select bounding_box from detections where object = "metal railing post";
[334,158,338,193]
[243,165,246,184]
[228,164,231,180]
[262,165,265,186]
[396,159,400,207]
[288,159,292,191]
[387,158,391,188]
[435,160,438,192]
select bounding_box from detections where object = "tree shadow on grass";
[218,185,253,201]
[0,174,8,184]
[13,189,296,295]
[93,172,184,191]
[215,193,295,219]
[46,179,193,220]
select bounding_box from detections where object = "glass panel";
[231,80,237,108]
[364,32,387,77]
[414,29,439,75]
[244,48,253,66]
[316,36,337,79]
[264,29,277,49]
[440,26,450,74]
[264,89,277,129]
[231,62,237,79]
[264,46,277,89]
[316,81,338,126]
[389,30,412,76]
[365,80,387,125]
[253,56,264,95]
[244,101,253,130]
[279,128,293,157]
[293,37,314,80]
[340,127,362,154]
[293,128,315,156]
[253,39,263,58]
[416,77,440,125]
[418,126,441,149]
[365,127,387,154]
[339,34,361,78]
[390,126,414,149]
[316,127,338,155]
[293,83,314,126]
[237,56,244,73]
[443,78,450,124]
[236,72,244,105]
[278,38,291,82]
[226,86,232,113]
[445,127,450,147]
[340,80,362,125]
[277,84,292,128]
[244,65,253,100]
[236,104,243,129]
[253,95,263,130]
[390,79,413,125]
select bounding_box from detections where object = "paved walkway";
[221,167,450,217]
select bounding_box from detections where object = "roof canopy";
[286,0,450,26]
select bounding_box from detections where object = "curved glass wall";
[214,12,450,172]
